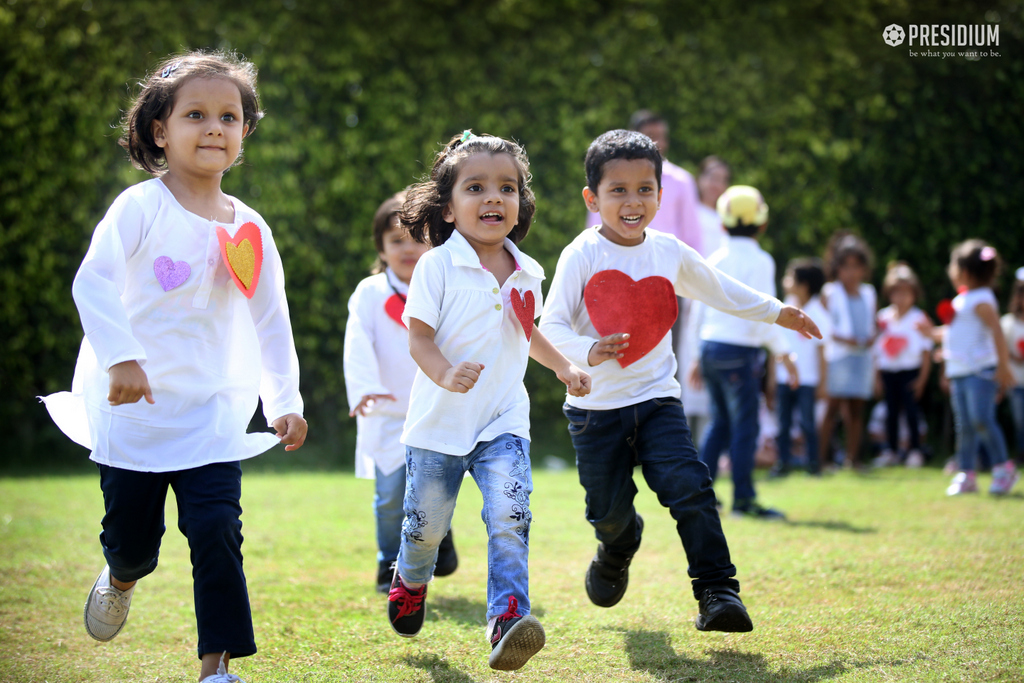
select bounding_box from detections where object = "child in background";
[541,130,820,632]
[41,52,306,683]
[390,131,590,671]
[343,191,457,594]
[872,262,933,468]
[940,240,1018,495]
[820,232,876,471]
[689,185,799,519]
[1001,268,1024,465]
[773,258,830,476]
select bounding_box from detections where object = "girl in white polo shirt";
[385,131,590,672]
[41,52,306,683]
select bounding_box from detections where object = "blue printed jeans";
[950,369,1009,471]
[374,464,407,565]
[699,341,761,505]
[563,397,739,600]
[398,434,532,619]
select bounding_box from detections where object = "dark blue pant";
[777,384,818,472]
[880,368,922,452]
[97,462,256,660]
[563,397,739,600]
[699,341,761,506]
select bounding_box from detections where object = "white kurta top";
[42,178,303,472]
[539,227,782,412]
[343,269,417,477]
[401,230,544,456]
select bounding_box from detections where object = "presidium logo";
[882,23,999,48]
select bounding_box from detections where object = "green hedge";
[2,0,1022,467]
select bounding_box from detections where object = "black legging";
[880,368,922,453]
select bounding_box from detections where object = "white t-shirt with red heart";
[540,227,782,411]
[873,305,934,373]
[1001,312,1024,387]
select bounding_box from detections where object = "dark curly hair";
[401,132,536,247]
[584,129,663,193]
[949,238,1001,288]
[118,50,263,175]
[824,230,873,282]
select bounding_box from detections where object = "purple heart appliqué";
[153,256,191,292]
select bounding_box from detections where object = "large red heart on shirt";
[510,288,534,341]
[384,294,406,329]
[584,269,677,368]
[216,222,263,299]
[882,335,907,358]
[936,299,955,325]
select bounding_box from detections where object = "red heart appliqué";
[510,288,535,341]
[584,270,677,368]
[936,299,955,325]
[1016,339,1024,360]
[216,222,263,299]
[384,294,407,329]
[882,335,908,358]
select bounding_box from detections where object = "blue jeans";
[1009,387,1024,459]
[97,462,255,660]
[563,397,738,600]
[777,384,818,472]
[699,341,761,505]
[375,464,407,565]
[398,434,532,619]
[950,369,1009,471]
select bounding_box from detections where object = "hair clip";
[980,246,997,261]
[459,129,476,143]
[161,62,182,78]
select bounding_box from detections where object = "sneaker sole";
[695,606,753,633]
[488,616,545,671]
[83,571,129,642]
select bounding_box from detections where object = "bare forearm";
[529,329,572,374]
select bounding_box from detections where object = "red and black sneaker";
[487,596,545,671]
[387,570,427,637]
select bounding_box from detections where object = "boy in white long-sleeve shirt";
[540,130,820,632]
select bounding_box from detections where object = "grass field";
[1,465,1022,682]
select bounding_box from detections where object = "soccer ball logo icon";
[883,24,905,46]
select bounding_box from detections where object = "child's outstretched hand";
[588,333,630,366]
[442,362,484,393]
[557,364,592,398]
[349,394,397,417]
[273,413,308,451]
[775,306,822,340]
[107,360,154,406]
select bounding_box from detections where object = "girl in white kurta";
[343,191,457,594]
[41,52,305,683]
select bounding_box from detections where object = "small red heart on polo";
[216,222,263,299]
[882,335,908,358]
[384,294,406,328]
[1017,339,1024,359]
[510,288,535,341]
[584,270,677,368]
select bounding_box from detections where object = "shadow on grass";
[618,628,925,682]
[404,653,477,683]
[428,595,546,628]
[783,519,877,534]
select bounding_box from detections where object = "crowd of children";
[38,51,1022,680]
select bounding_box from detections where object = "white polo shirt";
[401,230,544,456]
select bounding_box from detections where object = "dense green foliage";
[2,0,1022,466]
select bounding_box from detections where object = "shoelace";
[496,595,522,623]
[388,580,425,621]
[95,586,130,615]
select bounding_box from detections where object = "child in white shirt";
[343,191,457,594]
[387,131,590,672]
[872,262,933,468]
[1001,269,1024,464]
[540,130,820,634]
[41,52,306,683]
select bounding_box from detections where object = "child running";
[1001,268,1024,465]
[871,262,933,468]
[387,131,591,671]
[343,191,457,594]
[41,51,306,683]
[937,240,1018,495]
[539,130,820,631]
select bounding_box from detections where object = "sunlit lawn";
[2,464,1022,682]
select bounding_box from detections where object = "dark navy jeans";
[563,397,739,600]
[777,384,818,472]
[699,341,762,507]
[97,461,256,660]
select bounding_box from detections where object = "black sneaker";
[376,560,395,594]
[585,515,643,607]
[731,501,786,521]
[487,596,545,671]
[695,586,753,632]
[387,570,427,637]
[434,528,458,577]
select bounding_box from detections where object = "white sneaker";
[84,565,135,641]
[905,450,925,468]
[201,652,246,682]
[872,450,898,468]
[946,471,978,496]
